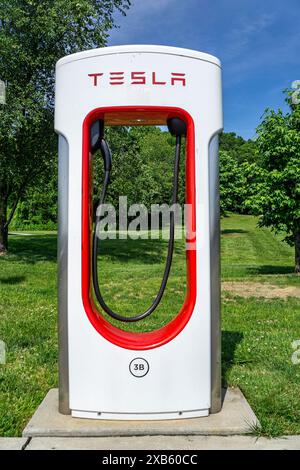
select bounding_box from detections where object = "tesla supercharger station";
[55,45,223,420]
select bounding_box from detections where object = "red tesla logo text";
[88,72,186,87]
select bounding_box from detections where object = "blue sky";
[108,0,300,140]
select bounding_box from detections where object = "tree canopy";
[0,0,131,253]
[245,90,300,272]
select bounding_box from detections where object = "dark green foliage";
[219,150,246,215]
[15,127,258,227]
[15,126,186,229]
[12,158,58,230]
[219,133,257,215]
[220,132,257,163]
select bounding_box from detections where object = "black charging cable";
[92,118,186,323]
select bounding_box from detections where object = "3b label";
[129,358,149,377]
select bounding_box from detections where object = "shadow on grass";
[4,233,185,265]
[99,237,185,264]
[246,265,294,275]
[222,330,244,384]
[4,235,58,264]
[221,229,248,236]
[0,275,26,284]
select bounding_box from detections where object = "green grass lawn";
[0,214,299,436]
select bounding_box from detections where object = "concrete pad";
[23,387,259,438]
[26,435,300,450]
[0,438,28,450]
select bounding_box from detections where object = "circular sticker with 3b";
[129,358,149,377]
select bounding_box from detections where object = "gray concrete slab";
[26,435,300,450]
[0,437,27,450]
[23,387,259,438]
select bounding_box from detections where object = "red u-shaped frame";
[81,106,196,350]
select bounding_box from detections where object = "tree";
[11,125,186,230]
[245,89,300,273]
[0,0,130,253]
[130,127,186,208]
[13,157,58,230]
[220,132,257,163]
[219,150,247,215]
[94,125,185,214]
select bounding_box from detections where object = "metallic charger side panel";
[57,135,70,414]
[209,134,222,414]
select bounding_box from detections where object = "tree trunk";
[0,194,8,255]
[295,232,300,274]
